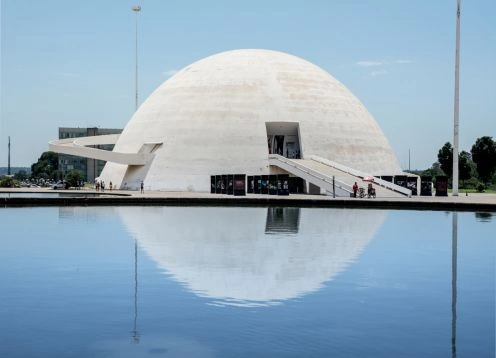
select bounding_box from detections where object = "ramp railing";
[309,155,412,197]
[268,154,353,197]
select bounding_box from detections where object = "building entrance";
[265,122,301,159]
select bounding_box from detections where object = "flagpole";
[452,0,461,196]
[8,136,11,175]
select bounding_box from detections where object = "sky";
[0,0,495,170]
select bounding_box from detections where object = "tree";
[0,176,17,188]
[458,151,472,184]
[31,151,59,179]
[422,162,444,178]
[14,170,29,181]
[65,170,84,188]
[437,142,453,178]
[471,136,496,184]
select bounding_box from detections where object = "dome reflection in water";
[119,207,387,306]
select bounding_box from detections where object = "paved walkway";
[1,187,495,210]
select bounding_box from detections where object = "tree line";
[0,151,84,188]
[423,136,496,191]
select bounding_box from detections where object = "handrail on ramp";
[309,155,412,197]
[268,154,352,197]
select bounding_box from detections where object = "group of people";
[95,179,144,193]
[73,181,84,190]
[95,179,112,192]
[352,181,376,198]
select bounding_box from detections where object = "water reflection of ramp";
[118,207,387,306]
[265,207,300,234]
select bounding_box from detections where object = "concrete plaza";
[1,187,495,211]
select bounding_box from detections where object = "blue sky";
[1,0,495,169]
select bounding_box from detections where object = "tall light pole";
[452,0,461,196]
[7,136,11,175]
[408,148,411,172]
[132,5,141,112]
[131,5,141,345]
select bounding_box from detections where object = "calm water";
[0,192,106,198]
[0,207,494,358]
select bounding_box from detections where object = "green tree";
[471,136,496,184]
[13,170,29,181]
[437,142,453,178]
[458,151,473,184]
[65,170,84,188]
[31,151,59,179]
[422,162,444,178]
[0,176,17,187]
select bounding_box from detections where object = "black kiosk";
[406,177,418,196]
[261,175,269,194]
[227,175,234,195]
[435,176,448,196]
[210,176,216,194]
[420,176,432,196]
[277,174,290,195]
[268,175,278,195]
[254,175,261,194]
[215,175,222,194]
[233,174,246,196]
[247,176,254,194]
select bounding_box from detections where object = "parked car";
[53,181,66,189]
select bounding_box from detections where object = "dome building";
[50,49,408,195]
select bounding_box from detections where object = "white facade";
[100,49,401,191]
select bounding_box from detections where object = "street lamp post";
[132,5,141,112]
[131,5,141,345]
[452,0,461,196]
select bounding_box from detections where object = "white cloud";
[369,70,387,77]
[163,69,180,77]
[356,61,384,67]
[356,59,414,67]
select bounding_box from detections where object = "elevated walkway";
[268,154,411,198]
[49,134,162,166]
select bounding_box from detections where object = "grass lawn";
[448,188,496,194]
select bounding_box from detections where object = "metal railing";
[309,155,412,197]
[268,154,353,196]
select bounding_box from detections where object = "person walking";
[353,182,358,198]
[140,181,144,194]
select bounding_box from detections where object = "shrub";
[0,176,17,188]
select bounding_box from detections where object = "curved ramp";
[269,155,352,197]
[49,134,161,166]
[269,154,410,198]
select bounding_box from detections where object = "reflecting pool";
[0,207,494,357]
[0,192,109,198]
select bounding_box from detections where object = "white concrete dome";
[102,49,401,191]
